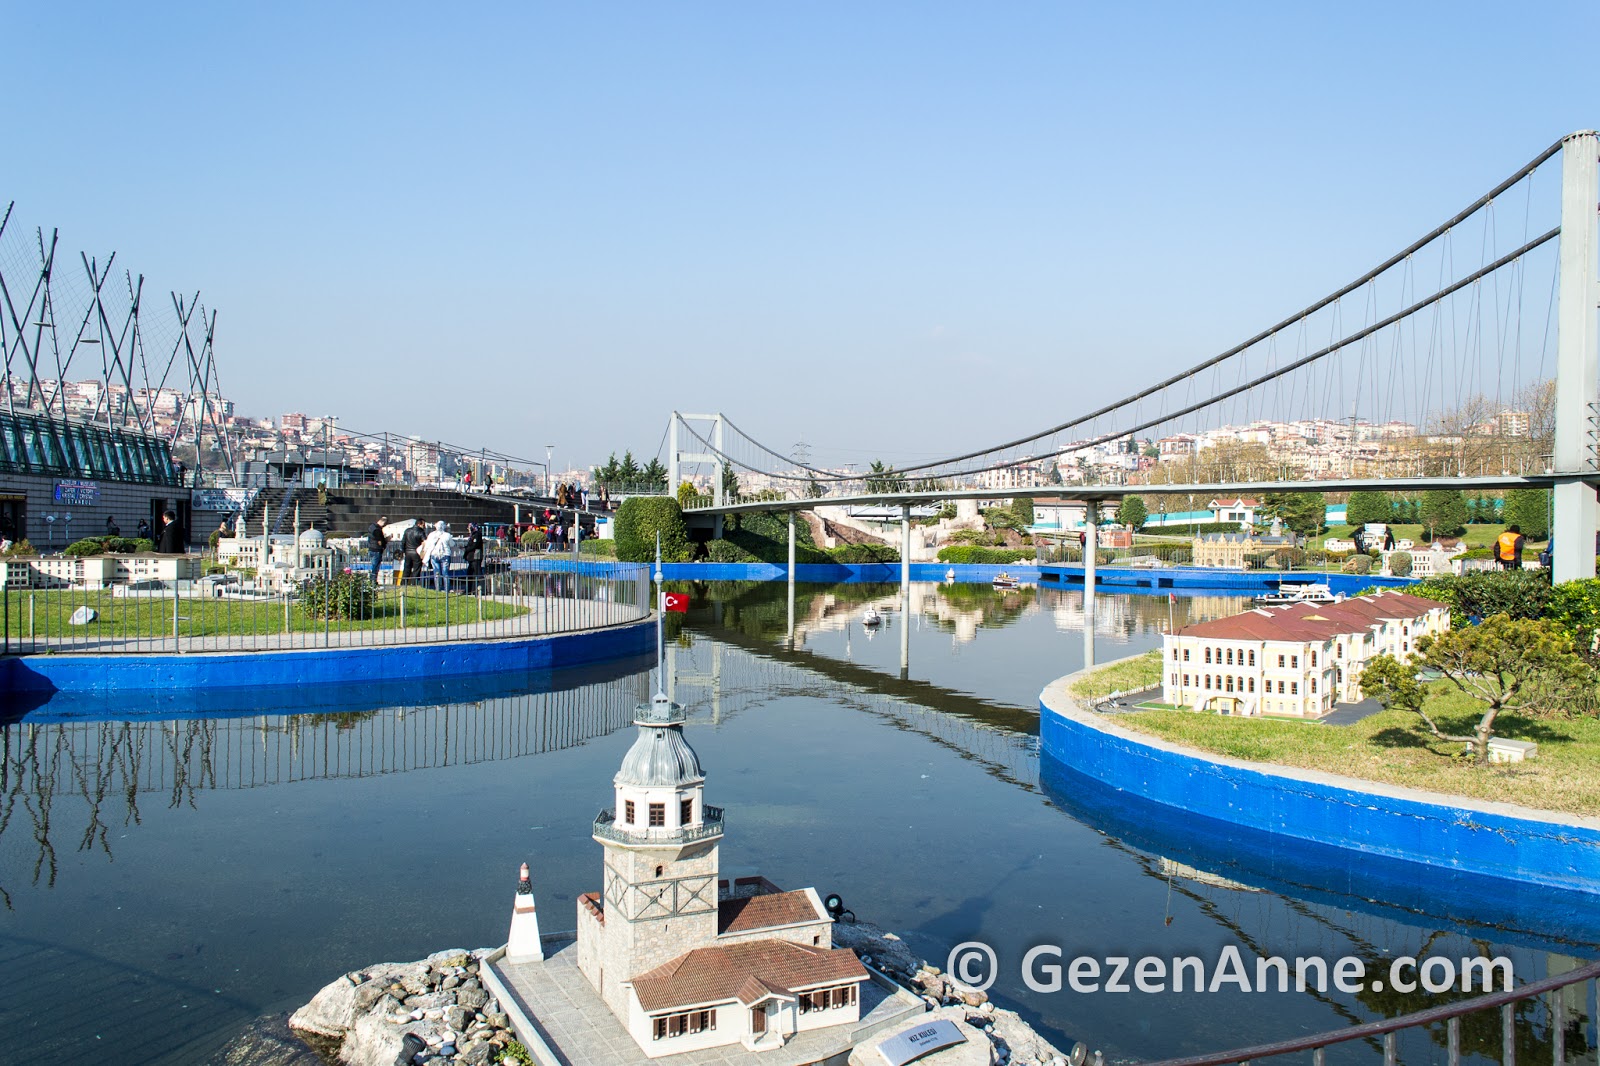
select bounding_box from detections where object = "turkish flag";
[663,593,689,613]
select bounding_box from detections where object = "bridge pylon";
[668,412,729,531]
[1554,130,1599,583]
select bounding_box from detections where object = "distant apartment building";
[1161,591,1451,718]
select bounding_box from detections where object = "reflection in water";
[2,581,1597,1065]
[0,667,649,910]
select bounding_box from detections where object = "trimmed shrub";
[519,528,547,548]
[1,538,35,556]
[1409,569,1552,626]
[947,529,988,545]
[718,511,830,564]
[830,543,900,563]
[1272,547,1307,570]
[63,537,109,556]
[297,571,375,620]
[615,497,692,563]
[937,545,1033,564]
[1342,555,1372,575]
[705,539,756,562]
[1388,551,1413,577]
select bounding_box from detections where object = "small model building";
[1162,590,1451,717]
[572,691,868,1056]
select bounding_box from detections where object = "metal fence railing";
[1,559,651,655]
[1138,956,1600,1066]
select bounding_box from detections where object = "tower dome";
[614,725,704,788]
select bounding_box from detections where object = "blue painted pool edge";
[1038,670,1600,895]
[1,617,655,695]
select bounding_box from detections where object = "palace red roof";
[1176,592,1443,642]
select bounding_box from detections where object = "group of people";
[553,482,591,510]
[102,511,183,553]
[367,515,485,592]
[1351,526,1397,554]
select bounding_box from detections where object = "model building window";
[654,1009,717,1039]
[680,798,693,825]
[1248,650,1255,666]
[624,800,635,824]
[649,803,666,827]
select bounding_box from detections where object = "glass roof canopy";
[0,410,180,487]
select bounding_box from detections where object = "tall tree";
[720,464,741,500]
[1419,490,1469,537]
[865,460,907,493]
[1502,488,1551,541]
[1344,491,1391,528]
[593,453,622,487]
[618,451,643,485]
[1116,495,1148,531]
[1260,492,1324,537]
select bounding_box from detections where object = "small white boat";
[992,571,1020,590]
[1254,582,1340,606]
[862,606,883,627]
[944,568,956,582]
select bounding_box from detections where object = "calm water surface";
[1,580,1594,1064]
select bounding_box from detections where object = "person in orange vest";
[1496,525,1525,570]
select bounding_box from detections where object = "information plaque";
[876,1019,967,1066]
[53,480,100,506]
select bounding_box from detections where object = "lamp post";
[45,514,56,551]
[545,445,554,496]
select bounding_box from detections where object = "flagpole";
[655,530,664,694]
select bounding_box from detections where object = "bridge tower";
[1554,130,1599,584]
[668,412,729,532]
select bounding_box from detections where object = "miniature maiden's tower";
[572,690,868,1057]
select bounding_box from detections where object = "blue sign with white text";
[53,480,100,506]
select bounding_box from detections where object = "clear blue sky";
[5,2,1594,473]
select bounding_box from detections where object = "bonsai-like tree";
[1362,617,1591,763]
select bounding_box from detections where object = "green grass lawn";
[1099,676,1600,817]
[1070,650,1163,699]
[4,586,527,639]
[1313,524,1546,553]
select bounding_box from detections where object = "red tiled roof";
[631,940,867,1014]
[1177,592,1443,642]
[718,889,822,934]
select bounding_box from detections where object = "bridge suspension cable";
[681,133,1582,494]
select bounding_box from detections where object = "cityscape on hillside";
[9,375,1550,497]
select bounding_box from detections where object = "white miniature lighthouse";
[506,861,544,963]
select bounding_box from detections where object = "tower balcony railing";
[593,805,725,846]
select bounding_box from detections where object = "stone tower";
[587,692,724,1014]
